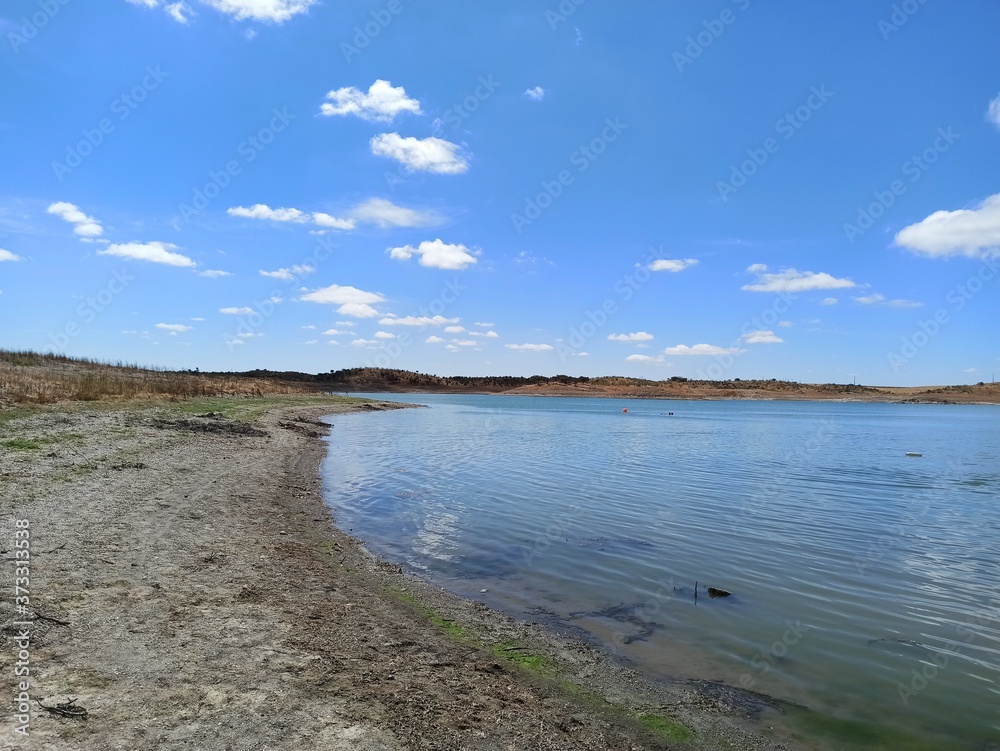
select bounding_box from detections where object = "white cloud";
[166,1,192,22]
[505,343,554,352]
[452,339,477,347]
[444,325,466,333]
[228,204,354,230]
[47,202,103,237]
[300,287,382,319]
[475,321,495,327]
[259,264,314,280]
[894,193,1000,258]
[742,265,855,293]
[741,330,784,344]
[626,354,664,363]
[0,249,21,262]
[820,297,838,306]
[350,198,441,228]
[191,317,205,321]
[854,293,884,305]
[338,298,379,318]
[370,133,469,174]
[351,338,381,348]
[227,204,305,222]
[322,329,344,335]
[200,0,317,22]
[312,212,355,230]
[304,339,317,345]
[425,336,445,344]
[523,86,546,101]
[988,94,1000,129]
[219,306,254,315]
[98,241,195,267]
[155,323,192,333]
[778,320,792,327]
[198,269,231,278]
[853,293,922,308]
[608,332,654,343]
[378,314,459,327]
[373,331,395,339]
[649,258,698,273]
[335,320,356,327]
[664,344,745,356]
[470,330,498,338]
[320,80,421,122]
[573,352,589,357]
[127,0,160,7]
[388,239,478,270]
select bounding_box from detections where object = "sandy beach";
[1,396,805,750]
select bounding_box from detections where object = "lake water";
[320,394,1000,750]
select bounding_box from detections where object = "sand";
[0,397,806,750]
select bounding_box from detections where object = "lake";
[320,394,1000,750]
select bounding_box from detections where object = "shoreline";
[2,396,812,749]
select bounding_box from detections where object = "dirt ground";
[0,397,806,751]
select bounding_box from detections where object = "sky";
[1,0,999,385]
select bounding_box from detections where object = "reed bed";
[0,350,314,405]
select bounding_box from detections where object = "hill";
[4,352,998,405]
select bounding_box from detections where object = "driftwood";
[37,697,88,719]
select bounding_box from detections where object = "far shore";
[341,384,1000,405]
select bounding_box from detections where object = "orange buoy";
[622,408,628,413]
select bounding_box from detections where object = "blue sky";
[2,0,998,385]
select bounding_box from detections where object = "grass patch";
[2,438,43,450]
[636,713,695,742]
[491,642,550,673]
[391,589,470,640]
[0,433,85,451]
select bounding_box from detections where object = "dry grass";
[0,350,316,406]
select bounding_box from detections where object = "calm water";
[320,395,1000,749]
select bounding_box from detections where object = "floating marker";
[622,408,628,413]
[905,452,923,457]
